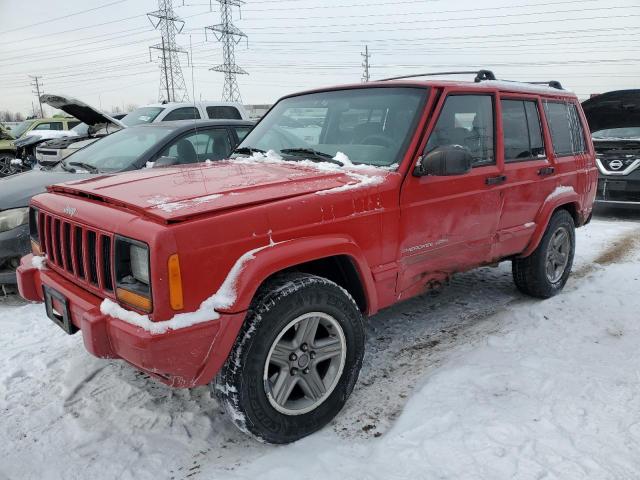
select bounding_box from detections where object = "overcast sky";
[1,0,639,116]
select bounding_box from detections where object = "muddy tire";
[512,209,575,299]
[214,272,365,444]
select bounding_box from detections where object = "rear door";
[494,94,557,256]
[398,90,504,296]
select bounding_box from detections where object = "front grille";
[39,211,115,293]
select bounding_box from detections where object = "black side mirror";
[152,156,177,168]
[413,146,473,177]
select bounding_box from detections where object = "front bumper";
[0,223,30,284]
[17,254,246,387]
[596,170,640,206]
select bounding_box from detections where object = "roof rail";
[527,80,564,90]
[378,69,496,83]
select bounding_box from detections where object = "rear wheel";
[512,209,575,298]
[214,273,365,444]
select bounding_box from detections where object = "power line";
[0,0,129,35]
[205,0,247,103]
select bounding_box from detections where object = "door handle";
[485,175,507,185]
[538,166,555,176]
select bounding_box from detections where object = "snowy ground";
[2,209,640,480]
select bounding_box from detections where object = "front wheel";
[214,273,365,444]
[512,209,576,298]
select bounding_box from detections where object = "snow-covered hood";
[40,94,125,129]
[582,90,640,133]
[48,155,388,223]
[15,130,76,147]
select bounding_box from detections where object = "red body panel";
[18,79,597,387]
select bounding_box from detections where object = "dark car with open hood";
[0,119,253,285]
[582,90,640,208]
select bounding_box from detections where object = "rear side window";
[501,99,545,161]
[34,122,63,131]
[543,101,587,156]
[426,94,495,167]
[163,107,201,121]
[206,106,242,120]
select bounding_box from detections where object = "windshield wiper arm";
[67,161,100,173]
[233,146,266,156]
[280,148,344,166]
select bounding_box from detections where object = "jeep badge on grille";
[63,206,77,217]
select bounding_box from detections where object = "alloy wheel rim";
[545,226,571,283]
[263,312,346,416]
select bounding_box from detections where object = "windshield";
[121,107,165,126]
[593,127,640,140]
[11,120,35,138]
[236,87,427,167]
[72,123,89,135]
[54,125,175,173]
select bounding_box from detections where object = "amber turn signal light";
[116,288,152,313]
[31,240,42,256]
[168,254,184,310]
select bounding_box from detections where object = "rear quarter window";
[543,101,587,156]
[206,106,242,120]
[162,107,201,121]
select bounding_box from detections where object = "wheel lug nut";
[289,353,297,361]
[301,343,308,352]
[290,368,298,376]
[310,352,316,359]
[303,368,310,374]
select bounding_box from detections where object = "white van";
[121,101,249,126]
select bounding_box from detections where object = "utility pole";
[361,45,371,83]
[206,0,247,103]
[30,75,44,117]
[148,0,189,103]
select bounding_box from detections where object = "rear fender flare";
[519,188,580,258]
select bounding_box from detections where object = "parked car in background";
[35,95,126,168]
[0,119,253,285]
[121,101,249,126]
[0,117,79,176]
[582,90,640,208]
[17,70,597,444]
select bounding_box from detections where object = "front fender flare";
[224,234,378,315]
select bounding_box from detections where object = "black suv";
[583,90,640,207]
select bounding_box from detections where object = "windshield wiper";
[233,146,266,156]
[67,161,100,173]
[280,148,344,166]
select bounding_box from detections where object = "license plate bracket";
[43,285,78,335]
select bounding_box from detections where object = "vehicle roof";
[26,117,78,122]
[131,119,254,132]
[140,101,245,108]
[284,78,578,100]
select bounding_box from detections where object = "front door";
[398,91,504,298]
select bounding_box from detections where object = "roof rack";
[526,80,564,90]
[378,69,496,83]
[378,69,564,91]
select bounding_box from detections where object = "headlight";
[130,244,150,284]
[0,207,29,233]
[115,236,152,312]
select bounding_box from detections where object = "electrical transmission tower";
[29,75,44,117]
[361,45,371,82]
[205,0,247,103]
[148,0,189,103]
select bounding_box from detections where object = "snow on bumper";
[16,254,245,388]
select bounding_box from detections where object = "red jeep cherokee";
[18,70,597,444]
